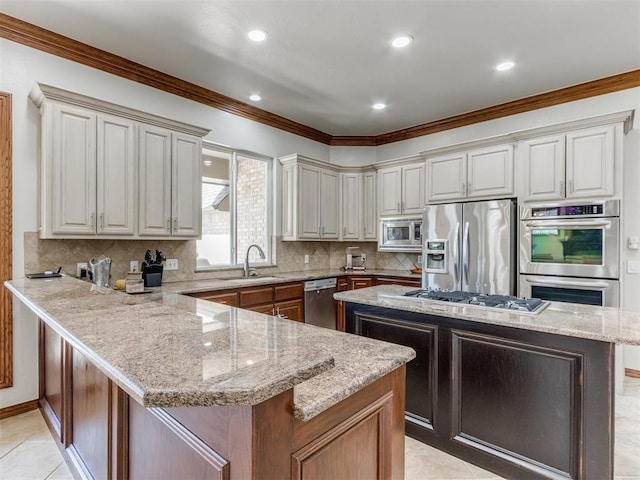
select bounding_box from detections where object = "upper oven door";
[519,217,619,278]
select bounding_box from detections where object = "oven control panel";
[531,203,604,218]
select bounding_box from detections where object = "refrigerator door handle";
[462,221,470,287]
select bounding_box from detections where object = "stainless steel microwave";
[378,217,422,252]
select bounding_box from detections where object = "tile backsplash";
[23,232,420,283]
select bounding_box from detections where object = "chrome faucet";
[244,244,266,277]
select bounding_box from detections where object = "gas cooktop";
[402,289,549,314]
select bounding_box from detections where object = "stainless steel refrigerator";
[421,199,516,295]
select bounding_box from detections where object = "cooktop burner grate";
[402,289,547,313]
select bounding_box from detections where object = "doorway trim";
[1,92,13,388]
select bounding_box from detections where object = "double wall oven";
[519,199,620,307]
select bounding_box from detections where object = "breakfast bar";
[336,285,640,480]
[5,277,415,480]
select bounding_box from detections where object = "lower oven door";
[519,274,619,307]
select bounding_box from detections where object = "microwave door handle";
[523,277,611,289]
[523,220,612,229]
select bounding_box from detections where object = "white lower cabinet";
[31,83,209,239]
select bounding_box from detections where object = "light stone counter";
[335,285,640,346]
[5,276,415,421]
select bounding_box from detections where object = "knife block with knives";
[141,249,164,287]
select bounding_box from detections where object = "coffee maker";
[345,247,366,271]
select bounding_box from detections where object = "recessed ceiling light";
[248,29,268,42]
[203,159,212,166]
[249,94,262,102]
[496,61,516,71]
[391,35,413,48]
[372,103,386,110]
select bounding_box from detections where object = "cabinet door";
[378,166,402,215]
[320,169,340,239]
[565,125,615,199]
[298,164,321,239]
[96,115,136,235]
[341,173,361,240]
[362,171,377,240]
[138,125,172,236]
[426,153,466,203]
[247,304,275,315]
[275,299,304,322]
[172,133,202,237]
[50,103,97,235]
[520,135,565,201]
[281,163,296,240]
[401,162,425,214]
[467,144,514,199]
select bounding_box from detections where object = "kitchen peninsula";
[5,277,415,480]
[336,285,640,480]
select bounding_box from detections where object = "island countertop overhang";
[335,285,640,346]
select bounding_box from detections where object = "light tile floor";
[1,377,639,479]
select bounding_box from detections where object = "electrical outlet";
[628,260,640,274]
[130,260,139,272]
[165,258,178,270]
[417,255,423,266]
[76,262,88,278]
[304,254,309,264]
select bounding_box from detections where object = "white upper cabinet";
[341,173,361,240]
[362,171,377,240]
[138,125,172,236]
[280,155,341,241]
[47,103,97,236]
[520,124,617,201]
[139,128,202,237]
[30,83,210,239]
[565,125,615,199]
[426,144,514,203]
[171,134,202,237]
[425,152,466,203]
[378,161,425,215]
[97,115,136,235]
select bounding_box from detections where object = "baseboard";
[625,368,640,379]
[0,399,39,420]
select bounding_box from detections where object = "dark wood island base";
[39,320,407,480]
[344,302,615,480]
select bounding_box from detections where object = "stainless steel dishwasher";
[304,278,337,329]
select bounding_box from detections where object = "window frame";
[198,141,274,270]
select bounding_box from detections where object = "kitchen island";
[5,277,415,480]
[335,285,640,480]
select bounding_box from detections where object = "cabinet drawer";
[376,277,421,288]
[337,278,350,292]
[350,277,374,290]
[274,282,303,302]
[189,290,239,306]
[240,287,274,307]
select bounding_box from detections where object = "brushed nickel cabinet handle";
[397,202,400,213]
[462,183,466,195]
[99,213,104,231]
[468,182,472,194]
[560,181,564,195]
[174,218,178,231]
[166,218,171,231]
[90,213,95,230]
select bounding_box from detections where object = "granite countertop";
[161,268,421,294]
[335,285,640,346]
[5,276,415,421]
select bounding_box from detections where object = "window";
[197,143,273,268]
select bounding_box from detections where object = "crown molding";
[2,13,638,148]
[0,13,332,144]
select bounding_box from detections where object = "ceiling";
[2,1,639,137]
